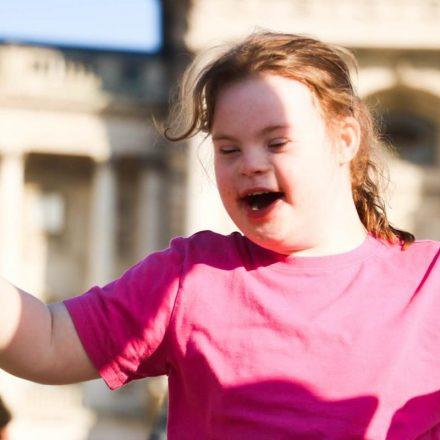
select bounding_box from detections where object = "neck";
[292,187,367,257]
[291,226,367,257]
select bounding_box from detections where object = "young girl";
[1,31,440,439]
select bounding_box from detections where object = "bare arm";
[0,277,99,384]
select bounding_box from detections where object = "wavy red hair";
[165,31,414,248]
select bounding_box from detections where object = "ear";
[335,117,361,165]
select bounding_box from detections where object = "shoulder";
[389,238,440,261]
[406,238,440,254]
[376,237,440,277]
[405,238,440,270]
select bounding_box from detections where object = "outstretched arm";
[0,277,98,384]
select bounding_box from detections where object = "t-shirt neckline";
[245,234,387,271]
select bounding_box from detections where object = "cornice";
[185,0,440,51]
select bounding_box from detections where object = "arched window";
[381,111,437,166]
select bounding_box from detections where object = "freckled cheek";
[215,172,236,204]
[215,162,237,187]
[282,174,316,206]
[214,163,226,187]
[277,166,298,194]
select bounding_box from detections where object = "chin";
[246,233,290,255]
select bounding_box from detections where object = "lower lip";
[243,198,283,220]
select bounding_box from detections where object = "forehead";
[211,73,325,136]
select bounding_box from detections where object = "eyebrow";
[212,124,289,141]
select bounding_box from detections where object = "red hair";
[165,31,414,248]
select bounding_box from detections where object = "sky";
[0,0,162,53]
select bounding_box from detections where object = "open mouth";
[242,191,284,211]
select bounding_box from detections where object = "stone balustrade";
[0,45,106,102]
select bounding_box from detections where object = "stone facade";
[1,1,439,439]
[185,0,440,50]
[0,42,178,440]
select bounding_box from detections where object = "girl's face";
[212,73,359,256]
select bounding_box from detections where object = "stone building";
[184,0,440,240]
[0,8,186,438]
[0,1,439,439]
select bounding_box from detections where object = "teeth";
[248,191,270,196]
[244,190,284,212]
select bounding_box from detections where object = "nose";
[239,149,270,176]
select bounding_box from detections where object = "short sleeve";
[64,237,184,390]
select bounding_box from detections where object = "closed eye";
[268,139,289,150]
[219,146,240,155]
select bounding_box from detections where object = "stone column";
[88,159,117,286]
[136,165,162,259]
[0,153,25,284]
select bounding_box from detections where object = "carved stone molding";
[185,0,440,50]
[0,45,108,104]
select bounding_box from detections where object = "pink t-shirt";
[65,231,440,439]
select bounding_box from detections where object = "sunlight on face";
[212,73,361,256]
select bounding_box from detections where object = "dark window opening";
[381,111,436,166]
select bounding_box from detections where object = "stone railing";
[0,45,107,103]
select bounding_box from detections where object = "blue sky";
[0,0,162,53]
